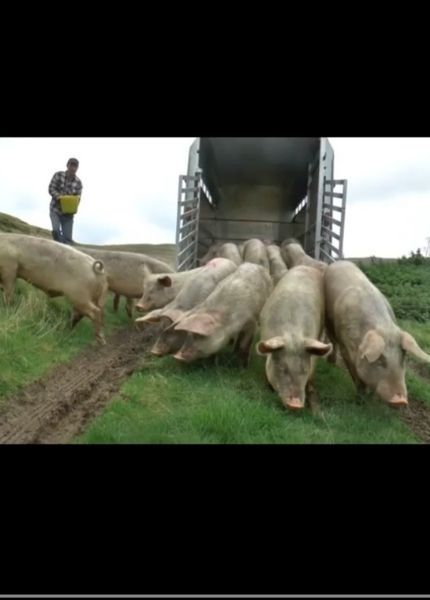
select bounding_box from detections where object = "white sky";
[1,137,429,258]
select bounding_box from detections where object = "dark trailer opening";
[175,137,347,271]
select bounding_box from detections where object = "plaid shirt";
[49,171,83,214]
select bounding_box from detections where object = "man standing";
[48,157,82,244]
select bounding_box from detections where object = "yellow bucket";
[59,195,80,214]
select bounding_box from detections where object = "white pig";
[325,260,430,406]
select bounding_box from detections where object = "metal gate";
[175,174,201,271]
[319,178,347,262]
[303,138,348,263]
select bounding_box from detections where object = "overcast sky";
[1,137,429,258]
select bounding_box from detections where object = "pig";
[79,246,174,318]
[135,265,204,312]
[325,260,430,407]
[0,234,109,344]
[266,244,288,285]
[172,263,273,366]
[198,242,222,266]
[242,238,270,270]
[257,266,332,410]
[281,239,326,272]
[136,258,238,356]
[217,243,242,266]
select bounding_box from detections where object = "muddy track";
[0,324,163,444]
[398,398,430,443]
[2,329,430,444]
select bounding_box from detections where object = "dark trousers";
[50,208,74,244]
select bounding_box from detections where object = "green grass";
[76,349,418,444]
[2,214,429,443]
[360,261,430,322]
[77,259,430,445]
[406,371,430,408]
[0,280,129,408]
[0,214,174,409]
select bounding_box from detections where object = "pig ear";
[359,330,385,363]
[158,275,172,288]
[304,339,333,357]
[174,312,220,337]
[401,331,430,363]
[256,337,285,355]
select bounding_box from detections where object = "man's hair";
[67,158,79,166]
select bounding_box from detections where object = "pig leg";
[0,266,17,305]
[327,344,337,365]
[125,297,134,319]
[340,349,359,383]
[234,320,256,368]
[94,286,108,335]
[73,302,106,345]
[356,381,368,395]
[339,347,367,396]
[91,305,106,345]
[323,324,337,365]
[71,309,84,328]
[113,293,120,312]
[325,333,337,365]
[306,379,320,415]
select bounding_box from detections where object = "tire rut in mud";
[0,325,163,444]
[400,363,430,443]
[398,397,430,443]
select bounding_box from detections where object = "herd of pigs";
[1,233,430,411]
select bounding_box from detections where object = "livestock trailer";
[175,138,347,271]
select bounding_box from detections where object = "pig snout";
[151,340,170,357]
[173,349,196,363]
[281,397,305,410]
[151,347,165,357]
[135,302,151,313]
[376,380,408,407]
[387,393,408,407]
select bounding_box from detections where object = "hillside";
[0,212,177,266]
[1,211,407,268]
[0,212,52,238]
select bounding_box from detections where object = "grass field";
[0,281,129,408]
[1,212,430,443]
[75,255,430,444]
[75,347,419,444]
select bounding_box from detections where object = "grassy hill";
[0,212,177,266]
[0,212,52,238]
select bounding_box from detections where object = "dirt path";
[0,325,162,444]
[398,397,430,443]
[2,328,430,444]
